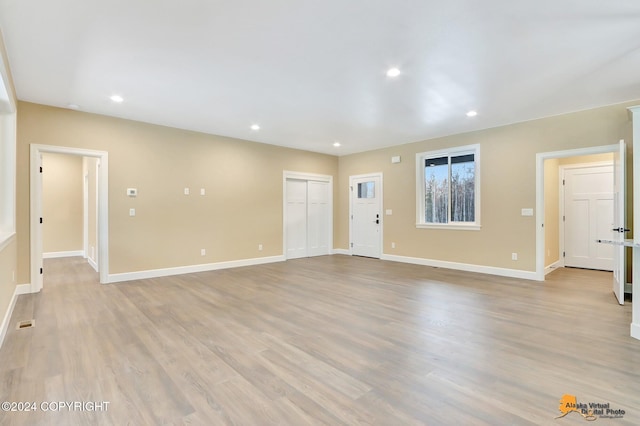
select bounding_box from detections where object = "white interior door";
[285,178,331,259]
[286,179,308,259]
[351,174,382,258]
[564,165,614,271]
[612,140,626,304]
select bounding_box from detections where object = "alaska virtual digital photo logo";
[556,394,625,421]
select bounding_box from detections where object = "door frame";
[282,171,333,258]
[559,161,614,270]
[30,144,109,291]
[349,172,383,257]
[536,143,621,281]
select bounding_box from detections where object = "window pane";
[424,157,448,223]
[357,181,375,198]
[450,154,475,222]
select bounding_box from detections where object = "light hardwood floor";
[0,256,639,425]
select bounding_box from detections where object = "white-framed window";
[416,144,480,230]
[0,60,16,250]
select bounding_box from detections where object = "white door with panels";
[350,174,382,258]
[285,178,331,259]
[563,164,614,271]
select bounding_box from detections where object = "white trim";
[0,113,16,240]
[82,157,89,259]
[544,260,563,275]
[631,322,640,340]
[535,144,619,281]
[282,171,334,259]
[416,143,480,228]
[88,257,98,273]
[415,223,481,231]
[107,255,285,284]
[349,172,383,258]
[332,249,351,255]
[0,284,32,349]
[381,254,538,281]
[625,282,632,294]
[43,250,84,259]
[30,144,109,292]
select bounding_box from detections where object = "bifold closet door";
[285,179,330,259]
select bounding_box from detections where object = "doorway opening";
[536,142,628,304]
[40,153,100,272]
[30,144,109,292]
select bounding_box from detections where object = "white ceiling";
[1,1,640,155]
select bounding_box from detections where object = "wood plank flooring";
[0,256,639,425]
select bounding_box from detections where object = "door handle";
[612,227,630,233]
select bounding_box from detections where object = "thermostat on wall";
[127,188,137,197]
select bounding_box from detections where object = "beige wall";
[42,153,83,253]
[338,101,636,272]
[16,102,339,282]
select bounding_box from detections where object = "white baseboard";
[43,250,84,259]
[87,257,99,273]
[631,322,640,341]
[332,249,351,255]
[381,254,539,281]
[544,260,563,275]
[624,282,632,294]
[107,255,286,284]
[0,284,33,350]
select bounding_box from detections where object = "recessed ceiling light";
[333,141,341,147]
[110,95,124,103]
[67,103,79,110]
[466,110,478,117]
[386,68,401,78]
[250,124,260,131]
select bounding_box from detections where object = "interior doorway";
[536,142,627,304]
[40,153,99,272]
[30,144,109,292]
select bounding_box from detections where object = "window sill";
[0,231,16,252]
[416,223,481,231]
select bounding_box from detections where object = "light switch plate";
[129,208,135,217]
[521,208,534,216]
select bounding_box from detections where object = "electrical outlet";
[201,249,206,256]
[184,187,190,195]
[511,253,518,261]
[200,188,205,196]
[258,244,263,251]
[129,208,136,217]
[391,242,396,249]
